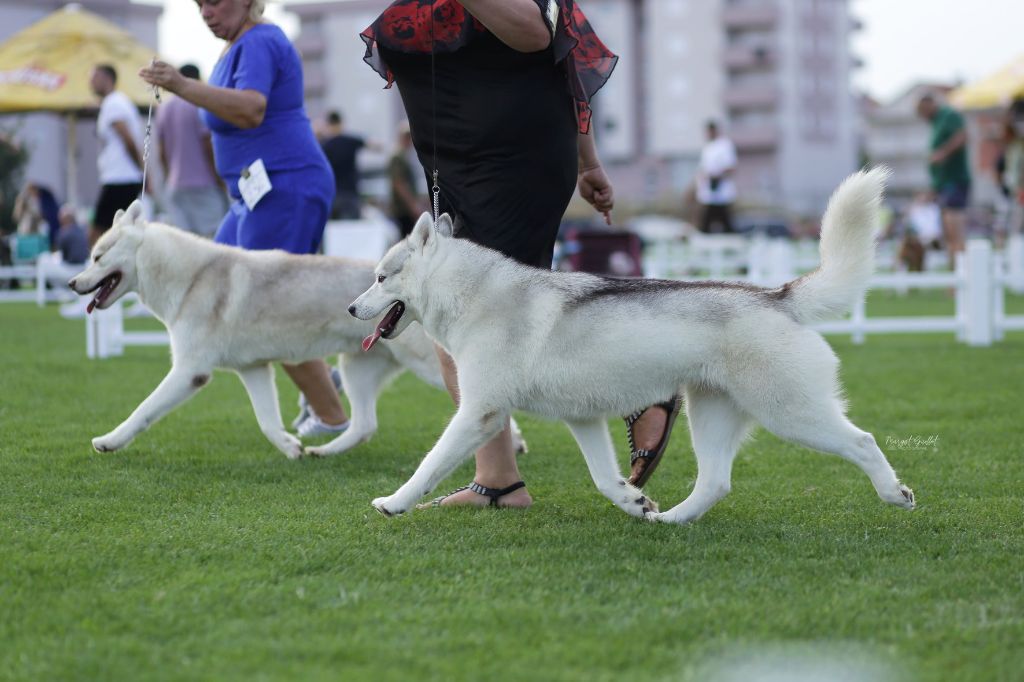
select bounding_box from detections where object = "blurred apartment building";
[292,0,860,215]
[0,0,160,207]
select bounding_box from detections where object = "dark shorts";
[936,183,970,210]
[93,183,142,231]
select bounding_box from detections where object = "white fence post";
[767,239,796,286]
[86,306,97,358]
[851,295,867,344]
[1007,233,1024,294]
[963,240,994,347]
[954,252,967,342]
[91,301,125,358]
[747,236,769,286]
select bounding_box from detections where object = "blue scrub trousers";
[215,167,334,255]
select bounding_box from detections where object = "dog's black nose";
[347,305,357,317]
[67,278,76,290]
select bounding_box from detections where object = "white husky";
[349,169,915,524]
[69,201,526,459]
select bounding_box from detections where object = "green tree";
[0,133,29,235]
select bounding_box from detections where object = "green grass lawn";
[1,299,1022,681]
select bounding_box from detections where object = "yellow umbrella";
[0,4,161,204]
[951,53,1024,110]
[0,4,158,113]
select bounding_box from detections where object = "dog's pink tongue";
[362,329,381,352]
[86,298,97,314]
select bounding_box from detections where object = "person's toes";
[415,486,532,510]
[438,487,490,508]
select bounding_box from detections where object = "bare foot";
[631,406,668,450]
[416,485,533,510]
[628,405,669,484]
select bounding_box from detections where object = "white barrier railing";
[644,235,1023,347]
[55,234,1024,359]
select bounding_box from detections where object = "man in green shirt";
[917,94,970,267]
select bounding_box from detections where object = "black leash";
[430,0,440,223]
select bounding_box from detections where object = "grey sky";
[157,0,1024,104]
[852,0,1024,101]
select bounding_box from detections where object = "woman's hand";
[578,164,614,225]
[139,61,186,95]
[139,61,267,130]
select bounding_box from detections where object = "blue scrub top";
[201,23,332,198]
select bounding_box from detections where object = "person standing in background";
[696,120,738,234]
[320,111,368,220]
[387,121,423,237]
[156,64,228,237]
[916,94,970,268]
[55,205,90,265]
[89,64,144,247]
[1000,98,1024,241]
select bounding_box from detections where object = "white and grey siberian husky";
[69,202,527,459]
[350,169,915,524]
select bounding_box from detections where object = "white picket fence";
[645,234,1024,346]
[20,230,1023,358]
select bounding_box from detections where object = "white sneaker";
[291,366,343,429]
[296,415,350,439]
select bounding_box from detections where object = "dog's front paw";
[889,483,916,510]
[612,481,659,518]
[371,495,407,517]
[273,432,303,460]
[630,493,660,518]
[92,434,126,453]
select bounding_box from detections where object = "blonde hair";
[249,0,265,21]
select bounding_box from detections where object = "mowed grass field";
[2,292,1022,681]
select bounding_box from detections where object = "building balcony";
[304,66,326,96]
[724,44,777,71]
[723,3,779,30]
[294,33,326,59]
[724,85,779,110]
[730,125,779,151]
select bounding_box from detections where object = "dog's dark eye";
[377,274,386,284]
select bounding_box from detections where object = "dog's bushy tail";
[784,167,890,324]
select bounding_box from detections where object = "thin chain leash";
[140,58,162,199]
[430,0,440,224]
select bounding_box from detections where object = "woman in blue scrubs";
[140,0,348,437]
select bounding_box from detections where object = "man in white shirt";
[89,64,144,246]
[696,120,738,233]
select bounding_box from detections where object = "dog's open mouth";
[85,271,122,314]
[362,301,405,351]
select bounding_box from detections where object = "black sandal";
[428,480,527,508]
[624,396,682,488]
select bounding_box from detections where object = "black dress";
[381,34,577,267]
[362,0,616,268]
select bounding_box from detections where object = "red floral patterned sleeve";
[360,0,617,134]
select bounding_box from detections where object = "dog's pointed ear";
[435,213,454,238]
[113,208,126,225]
[125,200,143,225]
[411,212,433,249]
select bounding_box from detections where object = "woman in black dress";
[362,0,677,508]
